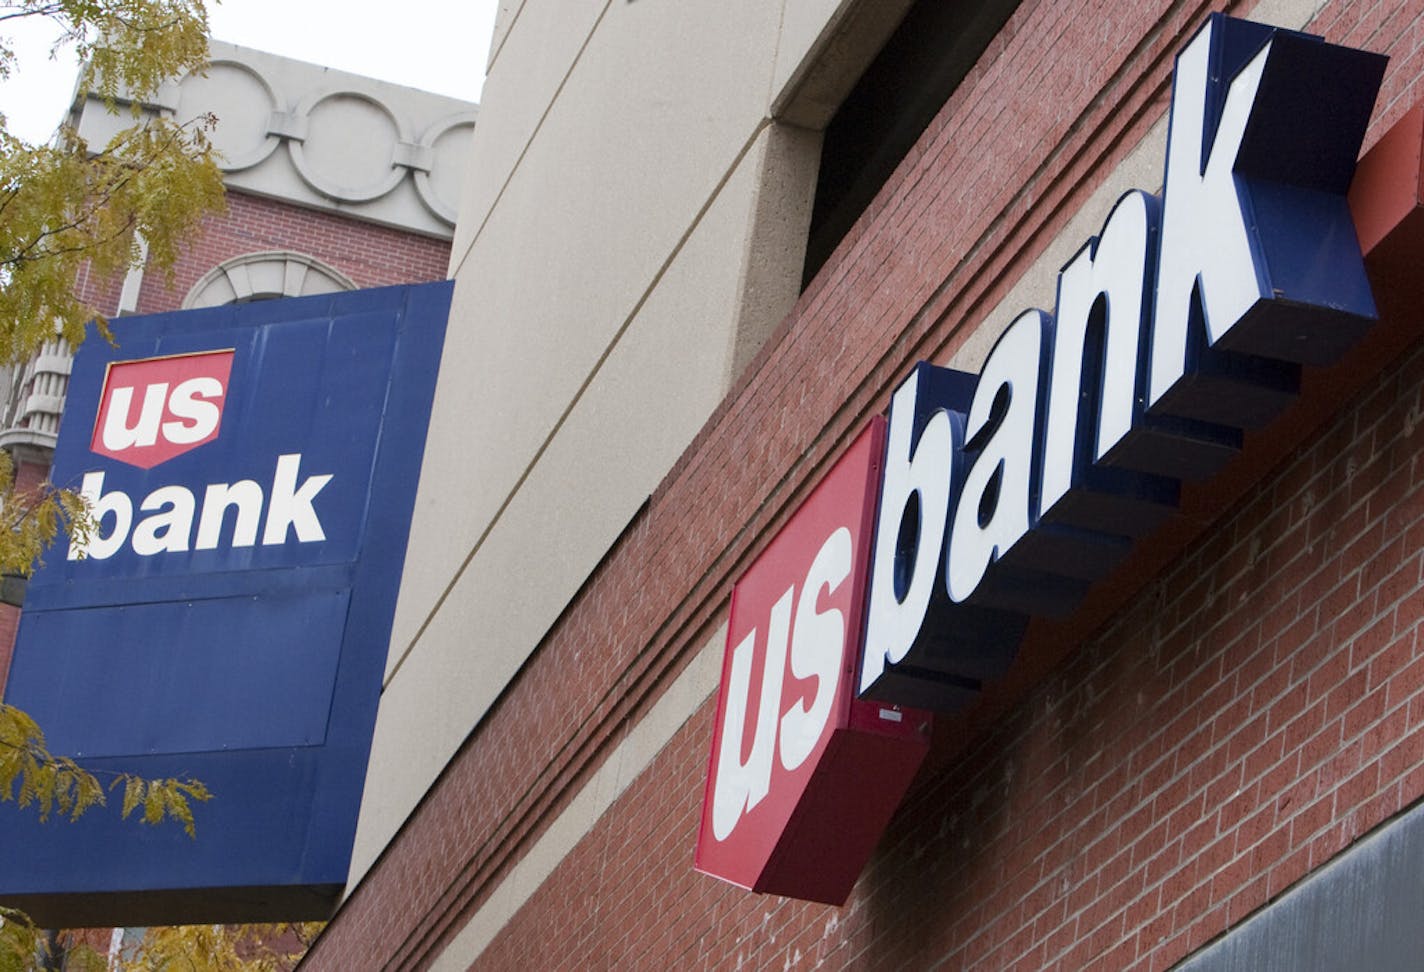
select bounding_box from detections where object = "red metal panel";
[89,350,234,468]
[695,418,931,905]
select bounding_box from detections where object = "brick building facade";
[302,0,1424,969]
[129,191,451,316]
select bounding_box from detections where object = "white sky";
[0,0,500,144]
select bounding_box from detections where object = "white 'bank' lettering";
[857,15,1383,707]
[69,453,333,560]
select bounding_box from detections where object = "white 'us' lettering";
[102,377,224,450]
[711,527,850,841]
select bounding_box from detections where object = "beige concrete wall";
[773,0,915,127]
[349,0,887,886]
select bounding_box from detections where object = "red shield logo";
[90,350,234,469]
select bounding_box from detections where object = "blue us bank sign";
[0,281,451,926]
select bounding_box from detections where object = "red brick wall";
[303,0,1424,969]
[0,605,20,700]
[134,190,451,314]
[72,262,127,321]
[471,331,1424,972]
[64,191,450,320]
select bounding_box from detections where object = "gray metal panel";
[1177,800,1424,971]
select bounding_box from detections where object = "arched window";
[183,251,357,308]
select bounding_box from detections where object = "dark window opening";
[802,0,1023,288]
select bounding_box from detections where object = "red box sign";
[90,349,234,469]
[695,419,930,904]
